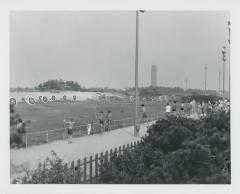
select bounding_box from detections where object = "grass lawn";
[13,101,166,146]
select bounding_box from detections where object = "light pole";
[222,46,226,98]
[134,10,144,137]
[204,64,207,94]
[228,21,231,98]
[184,77,188,91]
[219,70,221,94]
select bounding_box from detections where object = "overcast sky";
[10,11,230,90]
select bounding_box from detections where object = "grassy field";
[15,101,165,132]
[13,101,166,146]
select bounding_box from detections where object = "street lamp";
[204,64,208,94]
[222,46,226,98]
[134,10,145,137]
[228,21,231,98]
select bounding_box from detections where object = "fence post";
[83,157,87,183]
[127,144,130,152]
[46,131,49,143]
[71,161,75,183]
[105,151,108,165]
[100,152,104,167]
[99,152,104,178]
[110,149,113,158]
[25,134,28,148]
[130,142,133,151]
[134,141,137,148]
[64,163,68,183]
[113,120,115,130]
[95,154,98,179]
[92,123,94,135]
[119,146,121,155]
[89,156,93,183]
[77,159,81,183]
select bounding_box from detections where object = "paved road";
[10,121,153,181]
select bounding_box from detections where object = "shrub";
[10,104,27,148]
[17,111,230,184]
[97,112,230,184]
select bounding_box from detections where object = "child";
[165,103,171,116]
[106,110,112,132]
[87,123,92,135]
[141,104,148,123]
[63,118,75,143]
[98,111,105,135]
[172,101,177,116]
[180,103,185,115]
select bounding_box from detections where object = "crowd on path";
[62,104,151,144]
[62,99,230,144]
[164,99,230,119]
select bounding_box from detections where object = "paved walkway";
[10,122,154,181]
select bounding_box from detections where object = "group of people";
[62,99,230,144]
[165,99,230,118]
[96,110,113,134]
[63,110,113,143]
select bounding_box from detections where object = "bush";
[17,112,230,184]
[19,151,82,184]
[97,112,230,184]
[10,104,27,148]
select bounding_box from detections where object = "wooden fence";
[60,139,142,184]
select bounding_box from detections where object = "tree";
[97,112,230,184]
[10,104,27,148]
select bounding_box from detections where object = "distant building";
[151,64,157,87]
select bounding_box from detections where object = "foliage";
[10,104,27,148]
[97,112,230,184]
[17,111,230,184]
[20,151,82,184]
[181,94,223,103]
[35,79,82,91]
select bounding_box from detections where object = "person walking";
[87,123,92,135]
[106,110,112,132]
[165,103,171,116]
[180,103,185,116]
[172,101,177,116]
[98,111,105,135]
[63,118,75,143]
[141,104,148,123]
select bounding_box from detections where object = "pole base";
[134,124,140,137]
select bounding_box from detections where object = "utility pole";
[184,77,188,91]
[219,70,221,94]
[222,46,226,99]
[228,21,231,98]
[204,64,207,94]
[134,10,144,137]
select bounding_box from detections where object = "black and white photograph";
[8,10,232,185]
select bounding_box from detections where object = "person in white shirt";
[87,123,92,135]
[165,103,171,116]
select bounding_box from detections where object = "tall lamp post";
[204,64,208,94]
[134,10,144,137]
[184,77,188,91]
[222,46,226,99]
[219,70,221,94]
[228,21,231,98]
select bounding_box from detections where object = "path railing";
[53,139,142,183]
[23,111,162,148]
